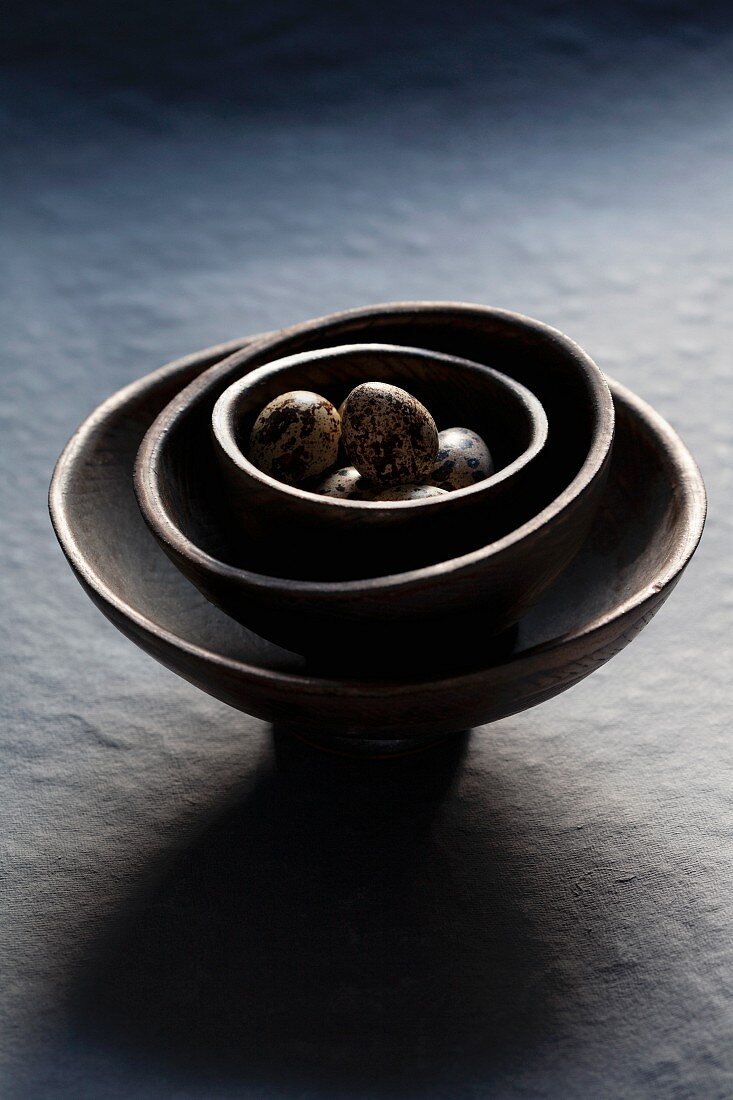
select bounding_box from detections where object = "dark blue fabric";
[1,3,730,1096]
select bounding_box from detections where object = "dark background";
[1,2,731,1097]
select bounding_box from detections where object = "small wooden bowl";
[210,343,548,580]
[134,303,614,666]
[49,336,706,746]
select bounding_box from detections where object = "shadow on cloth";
[74,727,576,1094]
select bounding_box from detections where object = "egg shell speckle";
[373,484,449,501]
[432,427,494,491]
[311,466,372,499]
[249,390,341,485]
[341,382,439,485]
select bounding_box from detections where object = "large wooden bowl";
[134,303,614,663]
[49,335,705,748]
[207,343,547,579]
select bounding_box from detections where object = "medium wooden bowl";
[134,303,614,664]
[209,343,548,580]
[49,336,705,747]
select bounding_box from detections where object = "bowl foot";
[273,724,470,759]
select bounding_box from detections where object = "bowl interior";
[213,343,546,505]
[141,306,611,584]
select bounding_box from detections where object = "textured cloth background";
[1,3,731,1096]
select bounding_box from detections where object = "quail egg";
[340,382,439,485]
[432,427,494,491]
[248,390,341,485]
[312,466,371,499]
[374,484,449,501]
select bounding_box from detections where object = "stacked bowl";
[50,302,706,752]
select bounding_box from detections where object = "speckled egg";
[248,390,341,485]
[340,382,439,485]
[432,427,494,491]
[311,466,371,499]
[373,484,449,501]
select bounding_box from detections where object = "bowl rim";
[134,302,616,594]
[211,341,549,510]
[49,337,707,696]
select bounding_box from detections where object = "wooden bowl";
[49,336,705,747]
[209,343,548,580]
[134,303,614,664]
